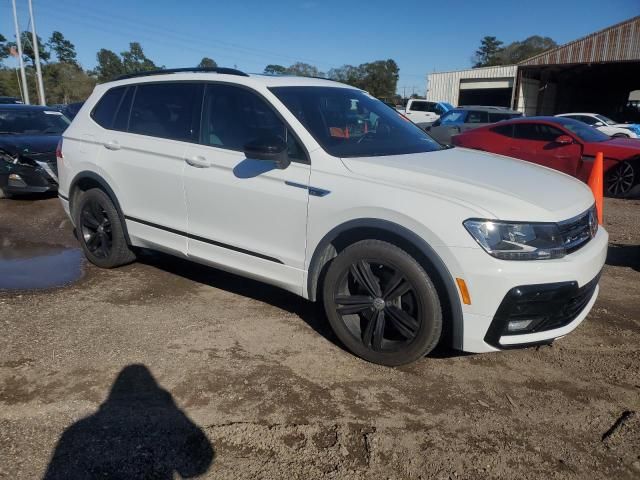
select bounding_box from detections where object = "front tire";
[605,160,638,198]
[0,187,12,199]
[74,188,136,268]
[612,133,630,138]
[322,240,442,366]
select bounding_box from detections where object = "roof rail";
[115,67,249,81]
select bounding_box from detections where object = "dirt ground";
[0,195,638,479]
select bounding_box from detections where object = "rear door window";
[91,87,126,128]
[128,82,202,142]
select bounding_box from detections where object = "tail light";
[56,138,64,159]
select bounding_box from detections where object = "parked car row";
[451,116,640,198]
[0,104,69,198]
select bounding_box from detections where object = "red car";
[451,116,640,198]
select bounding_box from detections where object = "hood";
[341,147,594,222]
[584,137,640,159]
[612,123,640,133]
[0,134,59,156]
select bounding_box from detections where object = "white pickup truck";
[402,100,453,126]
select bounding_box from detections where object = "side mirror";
[594,122,604,127]
[555,135,573,145]
[243,137,290,170]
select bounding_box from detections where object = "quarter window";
[128,83,201,142]
[491,124,514,137]
[200,84,305,161]
[466,111,489,123]
[91,87,125,128]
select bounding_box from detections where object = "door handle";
[103,140,121,151]
[185,155,211,168]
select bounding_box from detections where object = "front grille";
[558,207,596,254]
[484,272,601,348]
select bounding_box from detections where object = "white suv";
[57,68,608,366]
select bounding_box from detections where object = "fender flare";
[307,218,463,347]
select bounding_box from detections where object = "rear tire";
[74,188,135,268]
[0,187,12,199]
[612,133,630,138]
[322,240,442,366]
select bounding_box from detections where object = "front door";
[512,122,581,175]
[182,83,310,294]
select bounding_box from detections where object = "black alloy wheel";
[74,188,136,268]
[323,240,442,366]
[606,161,637,198]
[80,199,112,259]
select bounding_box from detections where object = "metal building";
[426,16,640,121]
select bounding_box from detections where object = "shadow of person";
[43,364,214,479]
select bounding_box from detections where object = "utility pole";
[11,0,29,104]
[28,0,46,105]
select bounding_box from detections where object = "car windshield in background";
[0,109,70,135]
[595,114,617,125]
[270,87,443,157]
[555,118,611,142]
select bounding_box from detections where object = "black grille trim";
[484,272,601,349]
[558,207,596,254]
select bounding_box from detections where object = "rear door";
[96,81,202,254]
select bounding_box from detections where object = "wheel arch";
[307,218,463,348]
[69,171,131,244]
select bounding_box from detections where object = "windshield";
[595,114,617,125]
[555,118,611,142]
[270,87,443,157]
[440,110,466,125]
[0,109,70,135]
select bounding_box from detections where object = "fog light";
[8,174,26,187]
[507,319,535,332]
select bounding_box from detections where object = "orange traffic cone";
[588,151,604,224]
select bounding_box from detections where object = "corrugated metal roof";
[519,16,640,65]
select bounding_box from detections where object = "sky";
[2,0,639,96]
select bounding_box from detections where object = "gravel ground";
[0,195,638,479]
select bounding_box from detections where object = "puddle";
[0,240,84,291]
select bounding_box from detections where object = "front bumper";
[446,226,608,353]
[0,162,58,194]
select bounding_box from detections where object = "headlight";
[463,219,565,260]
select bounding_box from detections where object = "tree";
[48,31,77,64]
[94,48,125,82]
[496,36,557,64]
[264,64,287,75]
[121,42,157,73]
[197,57,217,68]
[8,31,50,66]
[286,62,323,78]
[472,36,503,67]
[43,62,95,104]
[328,59,399,98]
[0,34,9,63]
